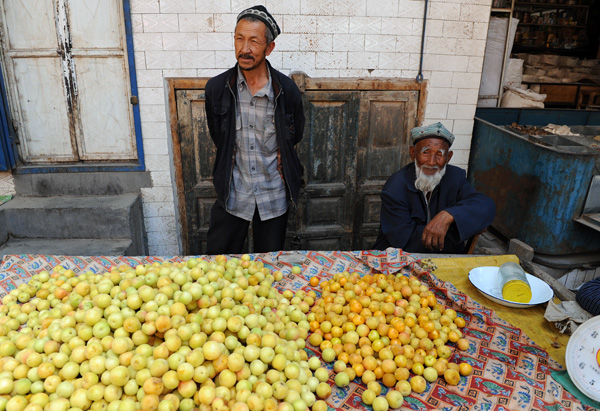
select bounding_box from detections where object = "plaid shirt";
[226,66,288,221]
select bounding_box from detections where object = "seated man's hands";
[421,210,454,251]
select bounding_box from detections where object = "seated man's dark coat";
[374,163,495,253]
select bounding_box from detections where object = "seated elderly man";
[374,122,495,253]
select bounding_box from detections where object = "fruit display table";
[0,250,591,411]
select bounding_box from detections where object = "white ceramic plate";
[468,266,554,308]
[565,316,600,401]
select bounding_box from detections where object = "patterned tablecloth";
[0,250,593,411]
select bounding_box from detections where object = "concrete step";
[0,238,134,256]
[0,193,147,255]
[2,194,141,239]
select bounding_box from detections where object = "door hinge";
[130,96,139,105]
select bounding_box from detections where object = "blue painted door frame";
[0,65,15,171]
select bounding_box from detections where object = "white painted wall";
[0,0,493,255]
[132,0,492,254]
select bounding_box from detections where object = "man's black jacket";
[204,61,305,209]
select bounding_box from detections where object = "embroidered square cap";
[237,5,281,40]
[411,122,455,147]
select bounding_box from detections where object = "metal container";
[499,262,532,303]
[468,108,600,256]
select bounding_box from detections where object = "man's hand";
[422,210,454,251]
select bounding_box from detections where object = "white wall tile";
[179,14,214,32]
[425,103,448,118]
[453,119,475,135]
[162,33,199,50]
[424,19,444,37]
[397,0,425,18]
[455,39,486,56]
[429,71,453,88]
[423,118,453,130]
[181,51,217,68]
[299,34,333,51]
[457,87,480,104]
[196,0,231,13]
[301,0,335,15]
[448,133,472,150]
[136,70,164,88]
[395,35,421,53]
[365,35,397,52]
[143,154,172,172]
[317,16,350,33]
[443,21,474,39]
[144,215,177,233]
[266,0,301,15]
[138,87,167,105]
[143,199,177,218]
[428,3,461,21]
[379,52,410,70]
[316,52,348,69]
[197,33,233,50]
[460,4,490,23]
[381,17,415,37]
[267,52,284,69]
[366,0,398,17]
[468,56,484,72]
[131,14,144,33]
[282,52,317,72]
[162,69,199,77]
[347,51,379,68]
[140,104,168,122]
[424,37,456,55]
[473,22,489,40]
[339,68,372,76]
[427,87,458,103]
[142,186,176,202]
[213,13,237,33]
[276,34,301,52]
[448,148,469,166]
[215,51,236,68]
[335,0,368,16]
[143,135,170,154]
[145,51,182,69]
[231,0,261,13]
[131,0,160,14]
[160,0,196,14]
[283,15,318,33]
[134,33,163,51]
[349,17,381,34]
[333,34,366,51]
[452,72,481,89]
[143,14,179,33]
[447,103,476,119]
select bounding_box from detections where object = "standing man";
[374,123,495,253]
[204,5,305,254]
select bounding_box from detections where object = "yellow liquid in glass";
[502,279,532,303]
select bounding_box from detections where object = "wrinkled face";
[234,19,275,71]
[410,137,453,176]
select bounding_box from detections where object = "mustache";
[238,54,254,60]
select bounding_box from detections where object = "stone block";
[508,238,535,262]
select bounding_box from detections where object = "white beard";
[415,162,446,194]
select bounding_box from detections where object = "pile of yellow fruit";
[307,271,472,409]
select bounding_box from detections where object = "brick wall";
[131,0,492,254]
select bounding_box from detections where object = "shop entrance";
[168,75,426,254]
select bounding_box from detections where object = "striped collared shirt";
[226,66,288,221]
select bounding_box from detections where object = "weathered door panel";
[176,89,216,254]
[76,57,135,159]
[294,91,359,251]
[0,0,136,164]
[3,0,57,50]
[355,90,419,249]
[170,77,424,253]
[13,58,74,162]
[68,0,123,49]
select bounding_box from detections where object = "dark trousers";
[205,201,289,255]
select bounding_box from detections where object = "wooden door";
[169,76,424,254]
[0,0,137,163]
